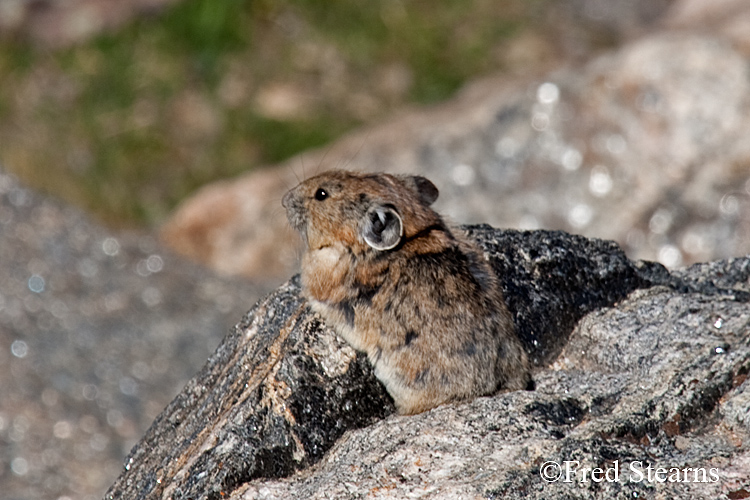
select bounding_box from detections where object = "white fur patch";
[309,245,343,269]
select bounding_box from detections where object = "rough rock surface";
[163,15,750,281]
[106,224,750,499]
[234,280,750,500]
[0,167,263,500]
[665,0,750,53]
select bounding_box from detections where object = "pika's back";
[282,170,529,414]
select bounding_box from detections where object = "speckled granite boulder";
[235,278,750,500]
[0,168,263,500]
[104,224,750,500]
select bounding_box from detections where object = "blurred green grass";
[0,0,543,227]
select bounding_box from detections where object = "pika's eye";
[314,188,329,201]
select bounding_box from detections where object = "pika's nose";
[281,189,294,209]
[282,189,305,231]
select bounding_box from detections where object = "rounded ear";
[397,175,439,206]
[361,205,403,251]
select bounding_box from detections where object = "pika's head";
[282,170,441,253]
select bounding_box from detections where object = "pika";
[282,170,529,414]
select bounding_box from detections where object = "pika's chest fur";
[301,239,500,357]
[301,243,391,353]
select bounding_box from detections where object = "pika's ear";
[398,175,439,206]
[361,205,403,251]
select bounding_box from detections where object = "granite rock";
[236,279,750,500]
[665,0,750,55]
[0,167,263,500]
[105,224,750,499]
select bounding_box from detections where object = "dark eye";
[314,188,328,201]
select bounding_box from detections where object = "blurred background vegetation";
[0,0,570,227]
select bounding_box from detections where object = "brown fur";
[282,170,529,414]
